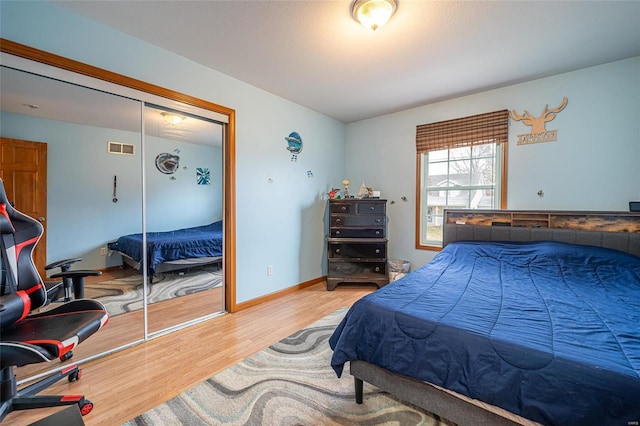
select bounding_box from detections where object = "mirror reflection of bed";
[98,219,224,325]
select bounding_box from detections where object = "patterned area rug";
[85,266,222,316]
[123,308,452,425]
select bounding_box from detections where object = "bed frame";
[119,252,222,283]
[350,209,640,426]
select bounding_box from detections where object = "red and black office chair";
[0,178,109,422]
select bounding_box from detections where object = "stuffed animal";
[328,188,340,199]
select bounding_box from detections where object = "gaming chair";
[0,178,109,422]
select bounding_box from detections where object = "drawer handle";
[341,206,347,211]
[335,249,341,253]
[336,231,341,235]
[336,218,341,223]
[375,267,380,272]
[375,249,380,254]
[370,206,375,211]
[375,218,381,223]
[375,230,381,235]
[336,266,341,271]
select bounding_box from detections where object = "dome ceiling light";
[351,0,398,31]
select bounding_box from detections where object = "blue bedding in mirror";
[108,221,223,274]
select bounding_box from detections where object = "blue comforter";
[329,241,640,426]
[109,221,223,273]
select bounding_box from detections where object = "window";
[415,110,508,249]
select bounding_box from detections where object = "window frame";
[415,141,508,250]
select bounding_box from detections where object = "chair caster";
[79,399,94,416]
[68,369,82,382]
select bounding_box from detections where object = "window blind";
[416,109,508,154]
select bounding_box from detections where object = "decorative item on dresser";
[326,198,388,291]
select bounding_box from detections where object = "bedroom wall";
[1,1,346,303]
[0,112,222,270]
[345,56,640,270]
[144,135,223,231]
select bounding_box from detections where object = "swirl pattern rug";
[84,267,222,316]
[123,308,451,425]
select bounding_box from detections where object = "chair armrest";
[49,270,102,300]
[50,270,102,279]
[45,257,83,271]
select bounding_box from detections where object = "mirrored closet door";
[1,40,234,385]
[142,104,225,335]
[1,64,146,383]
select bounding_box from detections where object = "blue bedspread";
[329,241,640,426]
[109,221,223,273]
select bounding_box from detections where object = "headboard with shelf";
[443,209,640,258]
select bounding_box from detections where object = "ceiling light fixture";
[161,112,185,125]
[351,0,398,31]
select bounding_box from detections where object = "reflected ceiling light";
[161,112,185,125]
[351,0,398,31]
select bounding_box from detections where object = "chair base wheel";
[68,369,82,382]
[79,399,93,416]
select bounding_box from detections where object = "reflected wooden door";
[0,138,48,277]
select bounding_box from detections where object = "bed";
[108,221,223,278]
[329,210,640,426]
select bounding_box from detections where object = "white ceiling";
[48,1,640,124]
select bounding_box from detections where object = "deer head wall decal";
[509,97,568,134]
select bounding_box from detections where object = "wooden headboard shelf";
[445,210,640,233]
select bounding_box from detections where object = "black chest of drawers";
[326,198,388,291]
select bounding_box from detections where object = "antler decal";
[510,97,568,133]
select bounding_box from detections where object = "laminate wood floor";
[16,268,224,382]
[5,282,375,425]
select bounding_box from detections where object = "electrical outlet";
[267,265,273,276]
[100,247,107,256]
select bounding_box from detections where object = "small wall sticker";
[196,167,210,185]
[285,131,303,161]
[155,153,180,174]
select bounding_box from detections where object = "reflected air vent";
[108,141,135,155]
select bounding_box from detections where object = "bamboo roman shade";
[416,109,509,154]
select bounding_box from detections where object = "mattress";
[108,221,223,274]
[329,241,640,426]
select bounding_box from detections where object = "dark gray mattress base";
[120,252,222,277]
[351,361,520,426]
